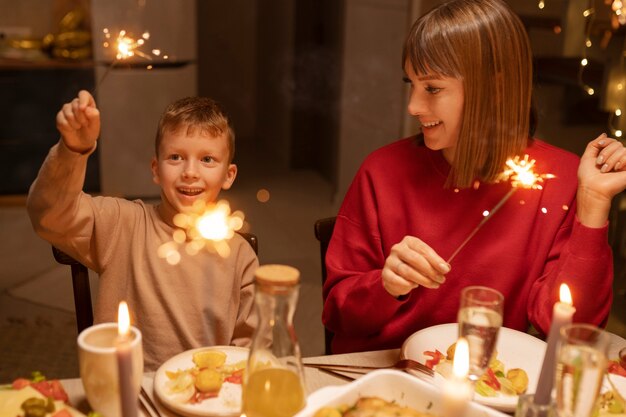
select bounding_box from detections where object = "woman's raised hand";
[577,134,626,228]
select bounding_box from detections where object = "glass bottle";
[242,264,306,417]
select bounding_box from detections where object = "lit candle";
[442,337,473,417]
[534,283,576,405]
[116,301,138,417]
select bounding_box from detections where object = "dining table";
[52,331,626,416]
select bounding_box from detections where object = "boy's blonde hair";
[155,97,235,162]
[403,0,534,188]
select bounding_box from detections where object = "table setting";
[2,282,626,417]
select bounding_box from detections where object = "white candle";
[534,283,576,405]
[442,337,473,417]
[116,301,138,417]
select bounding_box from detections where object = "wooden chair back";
[313,216,336,355]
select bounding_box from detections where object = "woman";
[322,0,626,354]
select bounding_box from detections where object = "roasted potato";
[506,368,529,394]
[192,350,227,369]
[194,368,223,393]
[446,342,456,361]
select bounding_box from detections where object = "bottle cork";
[254,264,300,287]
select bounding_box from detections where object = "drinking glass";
[555,323,609,417]
[77,323,143,417]
[515,393,555,417]
[457,285,504,381]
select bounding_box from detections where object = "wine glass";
[457,285,504,382]
[555,324,609,417]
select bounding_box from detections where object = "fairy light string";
[578,0,596,97]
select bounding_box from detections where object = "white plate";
[154,346,248,417]
[400,323,546,413]
[605,372,626,397]
[295,369,509,417]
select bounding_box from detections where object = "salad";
[424,343,529,398]
[0,372,87,417]
[165,349,246,404]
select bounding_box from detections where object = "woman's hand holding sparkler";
[56,90,100,154]
[381,236,451,297]
[577,134,626,228]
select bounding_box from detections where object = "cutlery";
[317,367,357,381]
[303,358,434,377]
[139,385,163,417]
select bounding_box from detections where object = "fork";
[139,385,163,417]
[303,358,434,377]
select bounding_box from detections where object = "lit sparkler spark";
[94,28,167,94]
[446,155,555,263]
[107,29,153,60]
[158,200,245,264]
[498,154,556,190]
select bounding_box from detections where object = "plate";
[294,369,508,417]
[154,346,249,417]
[400,323,546,413]
[606,372,626,397]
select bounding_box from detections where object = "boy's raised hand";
[56,90,100,153]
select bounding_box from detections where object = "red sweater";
[322,137,613,354]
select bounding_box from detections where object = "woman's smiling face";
[404,63,465,163]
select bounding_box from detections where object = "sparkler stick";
[446,188,517,264]
[446,155,555,264]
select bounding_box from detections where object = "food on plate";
[165,348,246,404]
[0,373,85,417]
[424,343,529,397]
[193,350,227,368]
[598,390,626,416]
[608,360,626,378]
[313,396,437,417]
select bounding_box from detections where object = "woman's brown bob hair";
[155,96,235,163]
[403,0,535,188]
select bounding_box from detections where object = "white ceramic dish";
[295,369,509,417]
[154,346,248,417]
[400,323,547,413]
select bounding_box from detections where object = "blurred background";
[0,0,624,380]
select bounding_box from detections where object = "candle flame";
[559,283,573,305]
[453,337,470,378]
[499,155,555,189]
[118,301,130,336]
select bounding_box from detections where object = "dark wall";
[290,0,344,185]
[0,68,98,194]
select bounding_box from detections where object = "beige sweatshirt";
[27,142,258,370]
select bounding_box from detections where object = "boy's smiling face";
[151,126,236,221]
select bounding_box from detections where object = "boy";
[27,90,258,370]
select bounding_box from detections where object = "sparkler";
[94,28,167,94]
[446,155,555,263]
[158,200,246,264]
